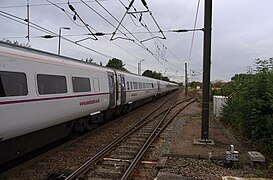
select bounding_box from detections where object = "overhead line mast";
[201,0,212,141]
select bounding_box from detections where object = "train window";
[130,82,133,90]
[72,77,91,93]
[0,71,28,97]
[120,76,125,87]
[108,75,114,87]
[93,78,100,92]
[127,81,130,90]
[143,83,146,89]
[37,74,67,95]
[133,82,138,89]
[152,83,154,88]
[139,82,142,89]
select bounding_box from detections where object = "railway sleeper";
[90,166,124,176]
[118,145,140,149]
[108,154,134,160]
[112,149,137,155]
[101,160,130,167]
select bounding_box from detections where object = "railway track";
[0,90,183,179]
[62,92,197,180]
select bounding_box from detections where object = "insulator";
[141,0,148,9]
[68,4,75,12]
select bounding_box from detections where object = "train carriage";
[0,41,178,165]
[0,42,114,141]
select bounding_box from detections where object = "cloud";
[1,0,273,82]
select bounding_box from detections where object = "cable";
[125,0,188,75]
[125,2,184,72]
[45,0,85,28]
[67,2,98,40]
[85,0,166,66]
[188,0,201,63]
[47,1,155,70]
[0,0,110,9]
[92,0,171,69]
[0,10,110,58]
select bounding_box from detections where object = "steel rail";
[121,98,197,179]
[64,91,179,180]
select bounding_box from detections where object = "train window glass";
[127,81,130,90]
[72,77,91,93]
[120,76,125,88]
[0,71,28,97]
[143,83,146,89]
[130,82,133,89]
[133,82,138,89]
[139,82,142,89]
[108,75,114,87]
[37,74,67,95]
[152,83,154,88]
[93,78,100,92]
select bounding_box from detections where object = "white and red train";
[0,41,178,164]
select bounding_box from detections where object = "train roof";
[0,41,178,85]
[0,41,115,72]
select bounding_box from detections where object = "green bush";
[221,58,273,153]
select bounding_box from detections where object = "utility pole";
[201,0,212,141]
[58,27,70,55]
[138,62,140,75]
[138,59,145,75]
[26,0,30,42]
[185,63,188,96]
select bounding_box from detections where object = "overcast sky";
[1,0,272,82]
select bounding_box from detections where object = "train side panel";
[0,45,112,141]
[121,73,158,103]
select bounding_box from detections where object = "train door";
[107,72,116,108]
[120,74,126,104]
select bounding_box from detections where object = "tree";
[106,58,129,72]
[84,58,97,64]
[142,70,153,77]
[222,58,273,154]
[188,81,201,89]
[162,76,170,81]
[142,69,170,81]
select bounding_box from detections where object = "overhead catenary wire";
[42,1,157,72]
[0,0,196,79]
[0,0,110,9]
[82,0,202,74]
[125,1,185,73]
[67,2,98,40]
[96,0,170,71]
[0,28,202,39]
[46,0,85,27]
[121,0,189,73]
[56,0,154,69]
[0,10,110,58]
[84,0,169,69]
[188,0,201,63]
[46,0,161,72]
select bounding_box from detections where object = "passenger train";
[0,41,178,165]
